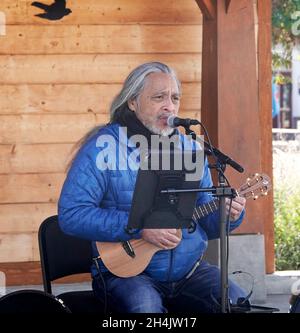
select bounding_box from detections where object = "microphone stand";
[184,126,241,313]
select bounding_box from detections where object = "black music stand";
[127,146,204,230]
[127,167,200,230]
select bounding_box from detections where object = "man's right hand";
[141,229,181,249]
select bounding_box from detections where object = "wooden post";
[195,0,216,20]
[257,0,274,273]
[197,0,274,271]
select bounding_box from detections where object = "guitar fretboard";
[192,199,219,221]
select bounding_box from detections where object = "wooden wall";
[0,0,203,280]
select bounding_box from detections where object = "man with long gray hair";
[58,62,246,313]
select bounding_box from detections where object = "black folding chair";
[0,289,71,313]
[38,215,104,313]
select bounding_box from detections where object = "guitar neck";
[192,191,244,221]
[192,199,219,221]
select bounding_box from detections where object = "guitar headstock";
[237,173,271,200]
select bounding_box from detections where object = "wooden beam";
[225,0,248,13]
[200,0,274,272]
[225,0,231,13]
[196,0,248,17]
[257,0,274,274]
[195,0,216,20]
[201,0,264,235]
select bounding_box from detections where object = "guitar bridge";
[122,241,136,258]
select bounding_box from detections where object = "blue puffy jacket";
[58,123,244,282]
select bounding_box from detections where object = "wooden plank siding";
[0,114,109,144]
[0,203,57,233]
[0,0,203,272]
[0,83,201,114]
[0,25,202,54]
[0,54,202,84]
[2,0,203,25]
[0,173,65,204]
[0,144,73,173]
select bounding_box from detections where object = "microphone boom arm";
[203,142,244,173]
[183,125,244,174]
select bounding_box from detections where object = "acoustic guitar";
[96,173,271,278]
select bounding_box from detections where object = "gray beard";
[134,106,174,136]
[145,123,174,136]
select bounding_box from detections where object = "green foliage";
[272,0,300,80]
[274,187,300,270]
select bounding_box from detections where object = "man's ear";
[128,99,137,111]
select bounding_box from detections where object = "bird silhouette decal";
[31,0,72,20]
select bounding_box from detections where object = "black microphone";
[167,115,200,128]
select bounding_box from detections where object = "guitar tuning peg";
[260,189,268,196]
[253,195,258,200]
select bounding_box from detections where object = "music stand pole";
[218,171,229,313]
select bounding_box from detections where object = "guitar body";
[96,239,159,278]
[96,229,182,278]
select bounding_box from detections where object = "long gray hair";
[110,61,181,120]
[66,62,181,170]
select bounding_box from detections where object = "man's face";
[128,72,180,135]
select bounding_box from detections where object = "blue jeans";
[92,261,246,313]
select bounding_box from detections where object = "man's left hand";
[225,196,246,222]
